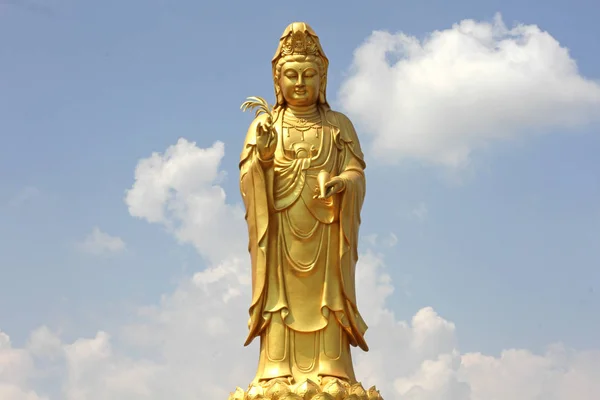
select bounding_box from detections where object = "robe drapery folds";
[239,105,369,353]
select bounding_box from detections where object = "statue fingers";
[266,131,276,148]
[268,131,277,146]
[256,123,267,136]
[323,182,340,197]
[313,185,326,200]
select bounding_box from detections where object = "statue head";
[272,22,329,109]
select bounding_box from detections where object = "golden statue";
[232,22,383,400]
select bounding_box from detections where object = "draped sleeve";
[335,111,367,268]
[326,110,370,351]
[239,113,274,346]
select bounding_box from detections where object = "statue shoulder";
[325,109,366,166]
[329,110,353,126]
[326,110,362,143]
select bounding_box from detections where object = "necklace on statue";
[284,113,321,139]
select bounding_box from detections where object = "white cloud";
[77,227,126,256]
[0,331,48,400]
[338,13,600,168]
[2,250,599,399]
[460,346,600,400]
[124,138,246,264]
[26,327,62,359]
[0,386,47,400]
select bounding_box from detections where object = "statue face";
[279,61,320,107]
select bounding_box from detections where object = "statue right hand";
[255,116,277,160]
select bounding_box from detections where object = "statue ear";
[319,75,327,104]
[274,77,285,105]
[275,86,284,105]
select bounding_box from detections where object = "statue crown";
[281,30,319,56]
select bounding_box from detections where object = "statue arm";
[334,111,366,190]
[339,155,365,187]
[329,110,367,259]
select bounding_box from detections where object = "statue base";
[227,377,384,399]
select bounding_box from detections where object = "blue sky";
[1,1,599,399]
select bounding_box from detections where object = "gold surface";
[228,378,383,400]
[234,22,383,400]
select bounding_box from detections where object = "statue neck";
[286,104,319,117]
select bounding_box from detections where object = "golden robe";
[239,105,368,384]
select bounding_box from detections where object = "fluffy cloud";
[124,139,246,264]
[461,346,600,400]
[76,227,126,256]
[2,139,598,400]
[2,254,599,399]
[338,13,600,168]
[0,329,49,400]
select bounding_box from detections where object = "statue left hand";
[314,176,345,199]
